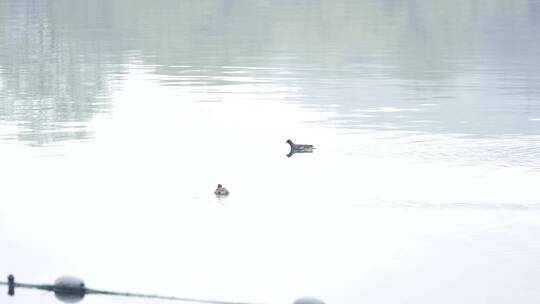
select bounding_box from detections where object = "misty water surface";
[1,1,540,304]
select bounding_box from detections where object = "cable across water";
[0,276,265,304]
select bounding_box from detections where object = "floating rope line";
[1,275,265,304]
[85,287,260,304]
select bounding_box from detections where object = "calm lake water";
[1,1,540,304]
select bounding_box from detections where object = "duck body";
[286,139,315,157]
[214,184,230,196]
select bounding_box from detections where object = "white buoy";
[53,276,85,303]
[293,297,325,304]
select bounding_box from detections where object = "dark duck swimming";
[286,139,315,157]
[214,184,230,196]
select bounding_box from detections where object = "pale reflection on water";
[1,1,540,304]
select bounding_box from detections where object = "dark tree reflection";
[0,0,125,146]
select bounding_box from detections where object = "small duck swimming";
[286,139,315,157]
[214,184,230,196]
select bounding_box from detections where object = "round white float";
[293,297,326,304]
[53,276,86,303]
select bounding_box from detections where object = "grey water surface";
[1,1,540,304]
